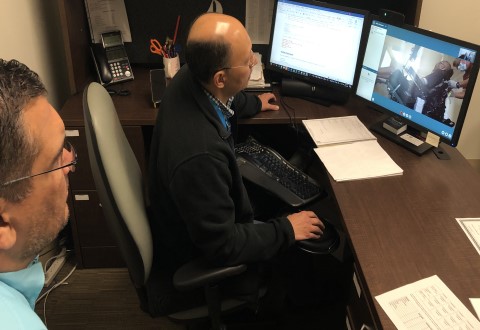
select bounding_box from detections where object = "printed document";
[376,275,480,329]
[303,116,376,146]
[303,116,403,182]
[84,0,132,43]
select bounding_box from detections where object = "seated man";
[148,13,326,314]
[387,60,455,126]
[418,60,455,126]
[0,59,75,329]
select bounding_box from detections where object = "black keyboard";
[235,137,323,207]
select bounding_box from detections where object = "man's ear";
[213,70,226,88]
[0,199,16,251]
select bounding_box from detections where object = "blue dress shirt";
[0,257,47,329]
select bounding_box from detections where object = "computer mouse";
[296,218,340,254]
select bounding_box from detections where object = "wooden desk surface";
[60,66,365,126]
[61,66,480,329]
[331,103,480,328]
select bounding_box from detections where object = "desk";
[60,67,480,329]
[329,125,480,328]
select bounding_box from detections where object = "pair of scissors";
[150,39,167,57]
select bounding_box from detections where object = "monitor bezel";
[266,0,370,96]
[355,15,480,149]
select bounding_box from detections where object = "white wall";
[1,0,479,158]
[419,0,480,159]
[0,0,69,110]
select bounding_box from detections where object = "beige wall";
[419,0,480,159]
[0,0,69,110]
[1,0,480,159]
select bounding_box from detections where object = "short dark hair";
[185,38,231,84]
[0,59,46,202]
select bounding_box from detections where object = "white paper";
[84,0,132,43]
[456,218,480,256]
[314,140,403,182]
[470,298,480,320]
[246,0,275,44]
[304,116,402,181]
[247,53,270,88]
[303,116,377,146]
[376,275,480,330]
[249,53,263,81]
[400,133,424,147]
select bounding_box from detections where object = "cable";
[36,263,77,328]
[43,249,69,273]
[39,246,57,258]
[279,95,305,145]
[279,95,297,129]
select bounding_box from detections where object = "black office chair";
[82,82,261,330]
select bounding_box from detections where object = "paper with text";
[303,116,376,146]
[456,218,480,256]
[84,0,132,43]
[376,275,480,330]
[304,116,402,181]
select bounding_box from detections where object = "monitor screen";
[267,0,368,104]
[356,19,479,153]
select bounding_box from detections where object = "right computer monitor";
[356,18,479,155]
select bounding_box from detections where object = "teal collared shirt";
[0,257,47,329]
[204,89,234,131]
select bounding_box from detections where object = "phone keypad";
[109,60,133,82]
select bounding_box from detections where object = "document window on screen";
[269,0,365,88]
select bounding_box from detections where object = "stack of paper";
[376,275,480,329]
[303,116,403,182]
[247,53,269,88]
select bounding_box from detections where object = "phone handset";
[90,31,133,86]
[91,44,113,84]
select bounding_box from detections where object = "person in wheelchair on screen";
[386,60,456,127]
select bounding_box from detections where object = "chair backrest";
[83,82,153,286]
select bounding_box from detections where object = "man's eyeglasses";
[1,141,77,187]
[219,50,258,71]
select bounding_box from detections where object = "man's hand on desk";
[287,210,325,240]
[258,92,280,111]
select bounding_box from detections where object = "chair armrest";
[173,258,247,291]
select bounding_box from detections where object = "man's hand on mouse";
[287,210,325,241]
[258,92,280,111]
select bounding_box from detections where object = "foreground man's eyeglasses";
[0,140,77,187]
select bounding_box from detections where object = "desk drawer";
[347,263,375,329]
[71,190,124,268]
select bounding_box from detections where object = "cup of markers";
[163,39,180,78]
[149,15,181,78]
[150,37,180,78]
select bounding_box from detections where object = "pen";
[173,15,180,45]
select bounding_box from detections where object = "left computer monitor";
[267,0,369,105]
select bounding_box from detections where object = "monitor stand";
[280,78,349,106]
[370,117,434,156]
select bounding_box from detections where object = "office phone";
[91,31,134,85]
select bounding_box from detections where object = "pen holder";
[163,55,180,78]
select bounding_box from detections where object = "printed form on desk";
[302,116,403,182]
[376,275,480,329]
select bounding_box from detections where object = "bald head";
[185,13,252,84]
[188,13,249,46]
